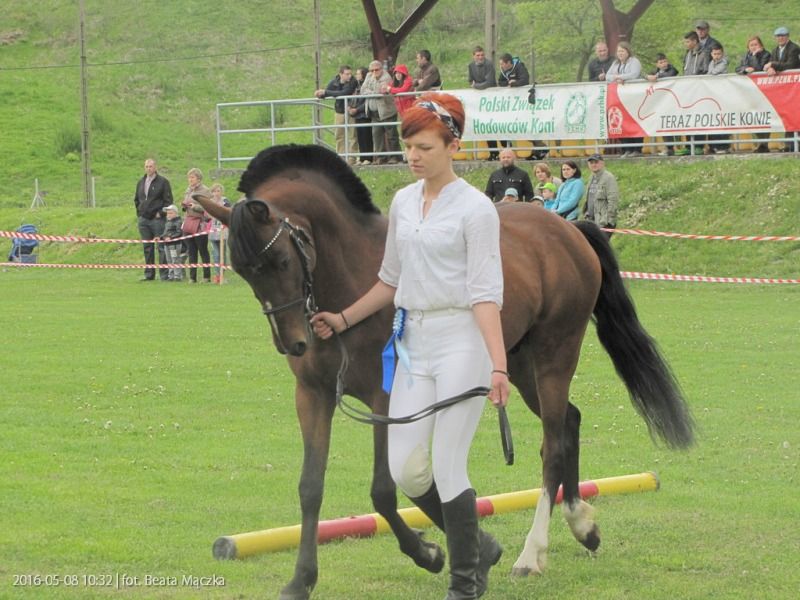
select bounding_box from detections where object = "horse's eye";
[278,257,290,271]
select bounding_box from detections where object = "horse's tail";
[574,221,695,449]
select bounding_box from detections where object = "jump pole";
[213,471,659,560]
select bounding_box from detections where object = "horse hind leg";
[560,402,601,552]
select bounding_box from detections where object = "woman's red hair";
[400,92,465,144]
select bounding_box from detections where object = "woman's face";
[534,168,548,182]
[748,39,763,53]
[616,46,630,62]
[403,128,458,181]
[561,164,576,179]
[188,173,200,187]
[211,188,223,202]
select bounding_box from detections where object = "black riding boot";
[441,488,480,600]
[410,484,502,598]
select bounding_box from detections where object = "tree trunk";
[361,0,440,63]
[598,0,655,54]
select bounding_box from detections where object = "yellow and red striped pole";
[213,471,659,559]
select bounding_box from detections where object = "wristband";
[340,311,350,330]
[492,369,510,378]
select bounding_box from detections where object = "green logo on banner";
[565,93,587,134]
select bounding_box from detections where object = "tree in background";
[514,0,691,82]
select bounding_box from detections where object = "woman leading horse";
[194,98,693,599]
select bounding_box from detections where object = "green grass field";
[2,267,798,599]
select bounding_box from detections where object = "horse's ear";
[192,192,231,226]
[247,200,271,224]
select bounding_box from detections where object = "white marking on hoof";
[511,490,551,576]
[563,499,597,543]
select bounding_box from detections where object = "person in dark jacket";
[484,148,534,202]
[348,67,374,164]
[587,41,615,81]
[765,27,800,151]
[736,36,772,153]
[497,53,530,87]
[134,158,173,281]
[315,65,359,163]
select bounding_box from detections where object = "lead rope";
[333,332,514,464]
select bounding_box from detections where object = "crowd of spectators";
[315,19,798,164]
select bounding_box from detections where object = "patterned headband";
[416,100,462,139]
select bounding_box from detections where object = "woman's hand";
[310,311,347,339]
[488,371,510,407]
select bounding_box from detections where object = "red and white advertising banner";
[453,82,607,141]
[606,71,800,138]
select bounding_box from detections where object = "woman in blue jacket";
[551,161,584,221]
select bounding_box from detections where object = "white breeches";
[387,308,491,503]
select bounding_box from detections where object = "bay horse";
[196,144,694,600]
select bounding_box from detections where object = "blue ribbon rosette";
[381,308,410,393]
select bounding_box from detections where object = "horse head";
[228,198,317,357]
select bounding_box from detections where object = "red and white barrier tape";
[4,227,800,244]
[0,230,209,244]
[606,228,800,242]
[620,271,800,285]
[2,262,230,270]
[2,262,797,284]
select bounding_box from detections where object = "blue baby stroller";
[8,224,39,263]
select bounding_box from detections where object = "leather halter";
[257,217,318,320]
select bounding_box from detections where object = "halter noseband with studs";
[255,215,318,320]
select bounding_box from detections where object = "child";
[500,187,519,203]
[539,182,558,212]
[206,183,232,283]
[162,205,184,281]
[646,54,680,155]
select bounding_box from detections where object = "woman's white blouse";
[378,178,503,310]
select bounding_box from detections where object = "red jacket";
[389,65,414,115]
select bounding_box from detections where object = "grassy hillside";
[2,0,799,206]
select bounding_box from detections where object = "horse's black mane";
[237,144,380,215]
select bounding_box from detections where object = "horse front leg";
[279,385,335,600]
[367,394,445,574]
[512,372,569,577]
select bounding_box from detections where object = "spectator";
[388,64,414,116]
[134,158,173,281]
[161,204,184,281]
[361,60,401,164]
[735,36,771,75]
[683,31,710,76]
[468,45,500,159]
[315,65,359,164]
[588,41,615,82]
[207,183,231,283]
[706,44,730,154]
[646,53,679,81]
[532,162,562,192]
[348,67,374,164]
[765,26,800,152]
[682,32,710,156]
[484,148,535,202]
[736,37,772,153]
[500,187,519,203]
[540,182,558,211]
[468,45,496,89]
[552,161,584,221]
[647,54,680,156]
[582,154,619,239]
[606,42,643,156]
[497,53,530,87]
[181,168,212,284]
[413,49,442,91]
[695,20,720,57]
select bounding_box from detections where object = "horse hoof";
[417,538,445,573]
[580,525,601,552]
[278,583,312,600]
[511,565,539,577]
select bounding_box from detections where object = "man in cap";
[765,27,800,151]
[500,187,519,203]
[695,20,719,57]
[484,148,535,202]
[582,154,619,239]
